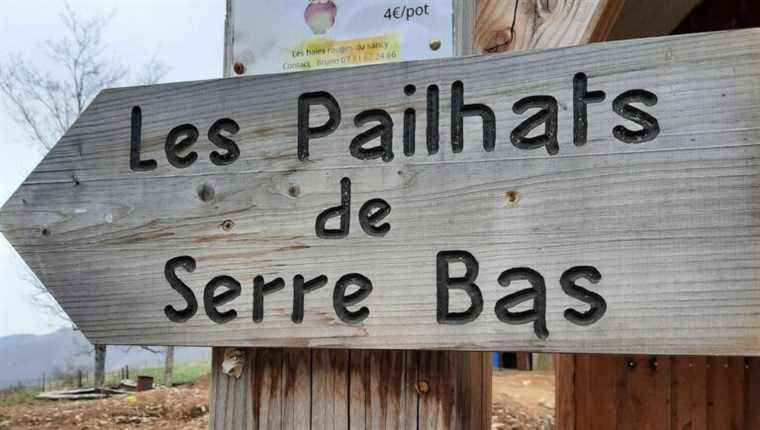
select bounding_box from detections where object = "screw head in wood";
[233,62,246,75]
[415,380,430,394]
[429,39,441,51]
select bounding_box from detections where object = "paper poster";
[230,0,454,76]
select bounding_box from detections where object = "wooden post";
[164,346,174,387]
[94,344,106,387]
[556,355,760,429]
[210,347,492,429]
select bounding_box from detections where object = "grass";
[0,387,40,407]
[0,360,210,408]
[104,360,210,387]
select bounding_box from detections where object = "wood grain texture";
[455,0,623,55]
[746,358,760,430]
[210,347,253,430]
[607,0,701,41]
[671,356,707,430]
[559,354,760,429]
[3,30,760,354]
[554,353,575,430]
[214,348,489,429]
[282,348,311,429]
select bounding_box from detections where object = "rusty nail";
[415,380,430,394]
[429,39,441,51]
[233,62,246,75]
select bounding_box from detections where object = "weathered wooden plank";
[3,30,760,354]
[311,349,349,430]
[671,356,708,430]
[621,356,672,430]
[210,347,253,430]
[347,350,370,430]
[454,0,623,55]
[560,354,760,428]
[554,353,576,430]
[706,357,746,430]
[575,355,626,430]
[282,348,311,429]
[251,348,284,429]
[745,358,760,430]
[367,350,409,429]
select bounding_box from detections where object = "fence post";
[94,344,106,387]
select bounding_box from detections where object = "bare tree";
[0,3,166,150]
[0,2,168,388]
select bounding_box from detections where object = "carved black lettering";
[350,109,394,162]
[511,96,559,155]
[292,274,328,324]
[495,268,548,340]
[253,276,285,323]
[404,108,415,156]
[333,273,373,324]
[203,275,240,324]
[451,81,496,152]
[165,124,199,168]
[315,177,351,239]
[613,89,660,144]
[129,106,157,171]
[404,84,417,156]
[436,250,483,324]
[164,256,198,323]
[573,73,606,146]
[298,91,341,161]
[561,266,606,325]
[208,118,240,166]
[426,85,439,155]
[359,198,391,237]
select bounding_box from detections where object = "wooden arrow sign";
[2,29,760,355]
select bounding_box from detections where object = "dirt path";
[491,369,555,429]
[0,376,209,430]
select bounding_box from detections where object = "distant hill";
[0,328,210,389]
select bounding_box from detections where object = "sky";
[0,0,224,337]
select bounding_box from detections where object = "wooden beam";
[3,29,760,355]
[608,0,701,41]
[454,0,625,55]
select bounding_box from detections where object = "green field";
[104,360,210,387]
[0,360,210,407]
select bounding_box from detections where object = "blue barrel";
[492,352,501,368]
